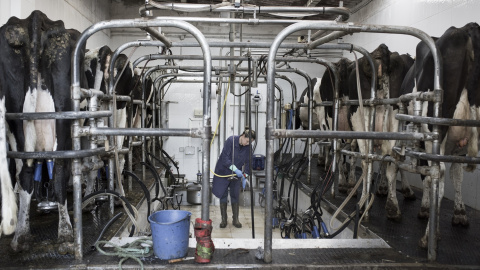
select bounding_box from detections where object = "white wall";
[0,0,111,50]
[343,0,480,210]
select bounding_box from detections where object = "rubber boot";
[220,203,228,228]
[232,203,242,228]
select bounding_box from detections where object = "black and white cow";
[348,44,415,219]
[83,45,135,194]
[399,22,480,247]
[295,59,353,167]
[315,59,356,188]
[0,10,87,251]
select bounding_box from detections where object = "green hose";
[95,237,154,270]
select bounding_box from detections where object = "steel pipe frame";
[396,114,480,127]
[132,43,375,169]
[275,75,298,161]
[339,148,441,180]
[392,146,480,165]
[133,43,375,190]
[7,148,106,159]
[135,43,387,254]
[278,67,325,185]
[83,127,201,137]
[72,19,211,260]
[5,111,111,120]
[276,46,376,204]
[266,21,442,263]
[108,40,166,188]
[272,129,435,141]
[140,3,350,21]
[139,49,375,200]
[141,27,172,48]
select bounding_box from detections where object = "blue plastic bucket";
[148,210,192,260]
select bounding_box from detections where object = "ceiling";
[120,0,365,20]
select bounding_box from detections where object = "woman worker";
[212,128,255,228]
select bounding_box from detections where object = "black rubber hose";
[123,170,151,220]
[141,161,166,197]
[82,189,136,237]
[160,149,180,183]
[147,152,177,186]
[91,212,123,251]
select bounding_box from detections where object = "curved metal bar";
[72,18,211,260]
[266,21,441,263]
[141,27,172,47]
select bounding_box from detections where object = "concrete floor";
[181,203,283,240]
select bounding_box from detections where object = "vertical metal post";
[71,84,83,260]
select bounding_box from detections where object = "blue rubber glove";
[229,165,243,178]
[242,176,248,189]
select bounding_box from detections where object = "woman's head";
[239,128,256,146]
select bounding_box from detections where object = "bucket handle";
[149,212,192,226]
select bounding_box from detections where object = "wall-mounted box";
[185,146,195,155]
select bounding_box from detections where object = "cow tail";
[0,97,17,236]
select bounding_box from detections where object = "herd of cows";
[297,22,480,247]
[0,10,478,255]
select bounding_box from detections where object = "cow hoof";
[58,242,75,255]
[57,233,74,244]
[386,211,402,222]
[417,208,429,220]
[338,185,348,194]
[452,215,469,227]
[418,236,428,249]
[402,189,416,201]
[376,186,388,197]
[11,234,32,252]
[385,200,401,221]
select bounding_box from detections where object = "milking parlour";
[0,0,479,269]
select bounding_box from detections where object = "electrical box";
[194,108,203,118]
[185,146,195,155]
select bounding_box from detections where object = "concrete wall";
[343,0,480,210]
[0,0,111,50]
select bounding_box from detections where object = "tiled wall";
[343,0,480,210]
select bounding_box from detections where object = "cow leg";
[337,153,348,194]
[450,162,468,226]
[53,115,74,244]
[115,107,127,185]
[0,98,17,236]
[317,142,326,166]
[11,166,34,252]
[376,162,389,197]
[347,154,358,194]
[53,158,73,244]
[419,163,445,248]
[418,175,431,220]
[385,162,401,221]
[399,169,416,200]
